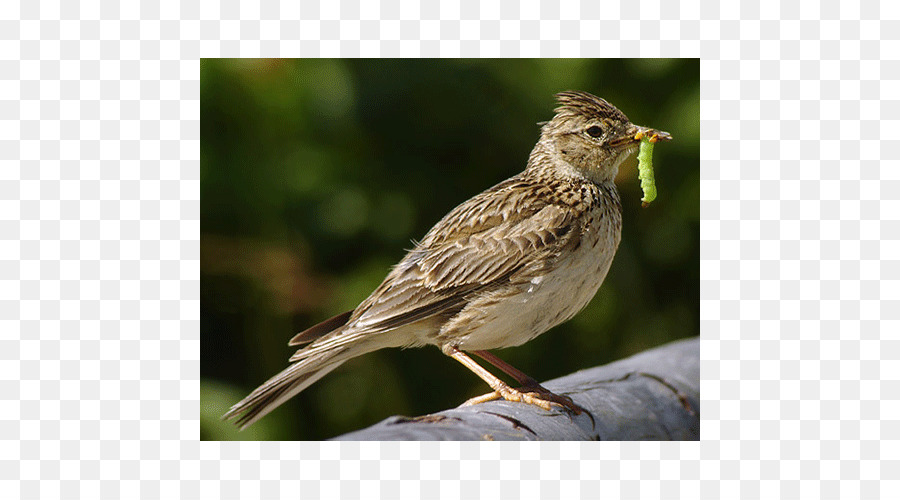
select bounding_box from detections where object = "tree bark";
[332,337,699,441]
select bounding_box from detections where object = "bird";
[223,90,672,429]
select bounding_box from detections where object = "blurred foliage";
[201,59,699,440]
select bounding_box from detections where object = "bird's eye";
[586,125,604,138]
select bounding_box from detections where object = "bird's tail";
[222,350,350,430]
[223,308,413,429]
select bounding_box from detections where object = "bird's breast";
[439,202,622,351]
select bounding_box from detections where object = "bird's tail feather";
[224,315,413,429]
[222,352,348,430]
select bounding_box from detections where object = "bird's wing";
[345,178,584,334]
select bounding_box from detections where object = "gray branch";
[332,337,699,441]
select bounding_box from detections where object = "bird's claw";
[463,384,587,416]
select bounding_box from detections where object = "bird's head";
[537,91,671,183]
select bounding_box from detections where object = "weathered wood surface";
[333,337,699,441]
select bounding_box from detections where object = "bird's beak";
[631,124,673,143]
[609,125,672,149]
[612,124,672,147]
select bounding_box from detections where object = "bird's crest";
[553,91,629,123]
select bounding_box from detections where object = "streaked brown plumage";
[223,91,672,429]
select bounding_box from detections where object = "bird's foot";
[463,383,587,415]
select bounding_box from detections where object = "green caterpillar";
[637,135,657,208]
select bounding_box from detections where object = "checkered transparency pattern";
[698,7,899,500]
[1,0,898,499]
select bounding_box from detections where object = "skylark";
[223,90,672,429]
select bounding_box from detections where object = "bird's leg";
[472,350,587,415]
[472,350,540,386]
[443,346,583,414]
[444,346,552,411]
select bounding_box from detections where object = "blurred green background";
[201,59,699,440]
